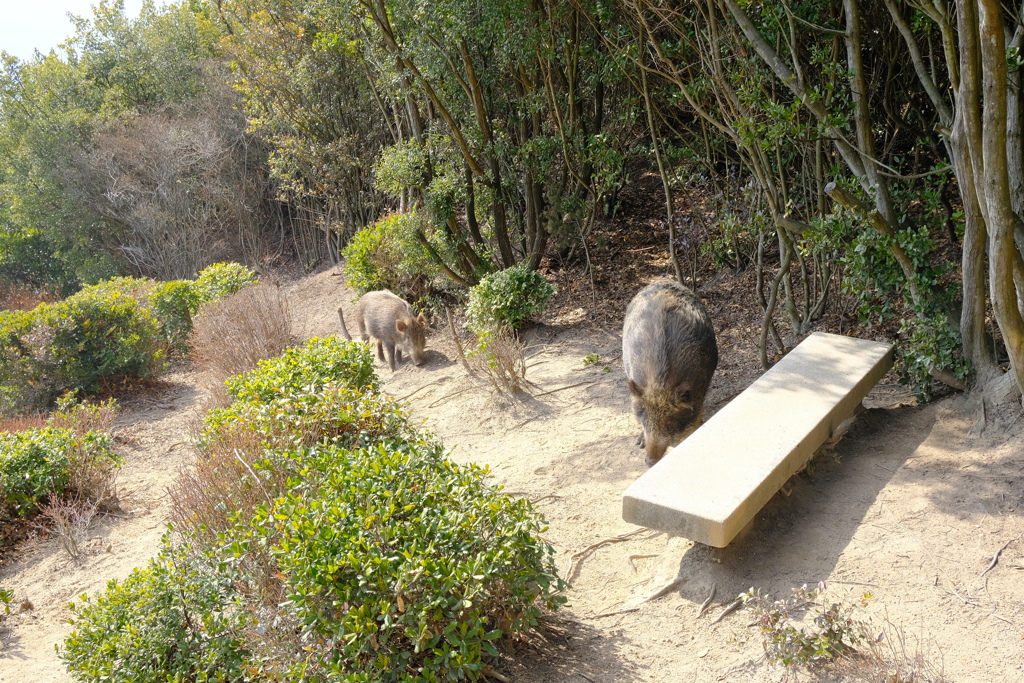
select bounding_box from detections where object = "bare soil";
[2,260,1023,682]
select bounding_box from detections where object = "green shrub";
[342,212,437,298]
[0,287,163,411]
[201,382,414,454]
[149,280,202,352]
[227,441,564,682]
[38,286,164,394]
[61,542,252,683]
[72,329,564,683]
[0,422,121,521]
[0,427,72,518]
[466,265,556,332]
[225,336,379,404]
[194,262,257,305]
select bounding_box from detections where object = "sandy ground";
[2,265,1023,682]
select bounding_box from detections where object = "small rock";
[19,598,34,612]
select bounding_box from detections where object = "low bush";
[0,393,121,521]
[466,264,556,332]
[225,336,378,404]
[193,261,258,305]
[188,282,292,403]
[0,263,257,413]
[69,336,565,683]
[239,442,564,681]
[61,542,252,683]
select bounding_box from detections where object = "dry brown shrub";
[189,282,293,404]
[0,283,57,311]
[0,414,47,433]
[37,496,100,562]
[466,327,529,395]
[169,435,287,602]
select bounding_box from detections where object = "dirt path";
[3,266,1023,682]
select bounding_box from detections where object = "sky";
[0,0,146,61]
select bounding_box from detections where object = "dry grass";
[0,414,47,433]
[189,282,293,406]
[37,496,100,562]
[832,618,946,683]
[0,283,57,312]
[465,327,529,395]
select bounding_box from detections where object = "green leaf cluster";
[61,542,252,683]
[341,212,438,298]
[466,265,557,332]
[0,424,119,520]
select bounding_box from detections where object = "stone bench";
[621,331,894,548]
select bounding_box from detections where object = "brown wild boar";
[338,290,427,371]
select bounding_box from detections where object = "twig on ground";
[427,386,475,408]
[712,598,743,624]
[637,576,684,605]
[532,494,562,505]
[627,553,659,572]
[566,528,656,582]
[397,381,443,402]
[590,607,640,619]
[531,380,602,399]
[697,582,717,619]
[576,674,597,683]
[980,533,1023,578]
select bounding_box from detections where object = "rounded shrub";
[38,287,164,393]
[225,336,379,404]
[466,264,557,331]
[149,279,202,352]
[194,262,257,305]
[342,212,436,298]
[231,441,565,682]
[0,427,73,519]
[61,543,252,683]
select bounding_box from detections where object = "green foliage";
[201,382,415,455]
[466,265,556,332]
[66,328,564,683]
[0,586,12,614]
[0,266,254,412]
[0,427,72,519]
[897,309,969,402]
[742,583,872,669]
[245,442,564,681]
[0,228,79,296]
[149,279,202,351]
[0,406,119,521]
[224,336,379,404]
[193,262,257,306]
[61,542,252,683]
[342,212,437,298]
[31,286,164,396]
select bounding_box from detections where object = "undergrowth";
[64,335,565,683]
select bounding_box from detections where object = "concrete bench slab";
[622,331,894,548]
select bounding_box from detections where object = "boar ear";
[417,312,427,325]
[627,379,643,397]
[674,381,692,405]
[395,319,408,332]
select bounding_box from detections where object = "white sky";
[0,0,146,61]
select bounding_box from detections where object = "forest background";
[1,0,1023,406]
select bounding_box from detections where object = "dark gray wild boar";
[622,281,718,464]
[338,290,427,371]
